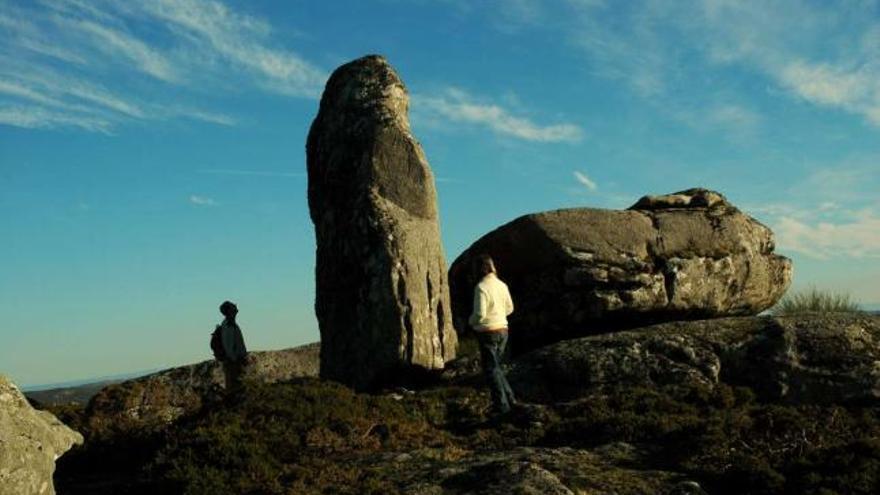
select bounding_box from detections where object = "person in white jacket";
[468,254,516,415]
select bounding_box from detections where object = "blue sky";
[1,0,878,387]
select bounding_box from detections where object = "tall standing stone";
[306,55,457,390]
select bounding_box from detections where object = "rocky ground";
[41,313,880,494]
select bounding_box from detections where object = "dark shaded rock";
[307,54,456,390]
[391,446,699,494]
[0,375,82,495]
[509,314,879,405]
[83,344,319,439]
[449,188,792,352]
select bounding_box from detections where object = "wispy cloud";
[0,0,326,133]
[672,102,762,140]
[198,169,303,178]
[189,195,218,206]
[696,1,880,128]
[573,170,598,191]
[565,0,672,97]
[746,162,880,260]
[779,60,880,125]
[0,105,112,133]
[708,104,761,133]
[490,0,546,32]
[555,0,880,130]
[414,88,584,143]
[775,209,880,259]
[60,17,179,83]
[136,0,327,97]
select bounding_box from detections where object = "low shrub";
[150,378,455,494]
[772,287,861,315]
[55,378,880,494]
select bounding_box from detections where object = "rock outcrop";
[374,446,706,494]
[306,55,457,390]
[84,344,319,439]
[450,188,792,352]
[509,313,880,405]
[0,375,83,495]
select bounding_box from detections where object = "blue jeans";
[477,331,516,414]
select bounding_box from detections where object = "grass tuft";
[772,287,861,316]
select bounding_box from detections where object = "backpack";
[210,325,225,361]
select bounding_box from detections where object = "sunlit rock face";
[450,188,792,352]
[306,55,457,390]
[0,374,83,495]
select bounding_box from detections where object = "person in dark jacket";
[217,300,248,395]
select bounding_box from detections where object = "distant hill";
[23,369,161,406]
[25,380,122,407]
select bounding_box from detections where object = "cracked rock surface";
[307,55,457,390]
[0,375,82,495]
[449,188,792,352]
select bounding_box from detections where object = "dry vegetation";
[772,287,861,316]
[52,376,880,494]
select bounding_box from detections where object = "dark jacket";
[218,319,247,362]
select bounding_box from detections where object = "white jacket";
[468,272,514,331]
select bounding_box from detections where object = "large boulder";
[0,375,83,495]
[509,313,880,405]
[306,55,457,390]
[450,188,792,351]
[84,344,319,439]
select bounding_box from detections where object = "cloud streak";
[198,169,303,178]
[573,171,598,191]
[415,88,583,143]
[747,163,880,260]
[0,0,326,132]
[136,0,327,97]
[189,195,218,206]
[775,210,880,259]
[4,0,586,139]
[0,105,112,133]
[62,17,179,83]
[557,0,880,130]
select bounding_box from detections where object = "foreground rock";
[84,344,319,439]
[0,375,83,495]
[510,313,879,404]
[450,188,792,351]
[307,55,457,390]
[365,446,705,495]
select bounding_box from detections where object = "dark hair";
[475,254,496,278]
[219,300,237,316]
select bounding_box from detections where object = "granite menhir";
[306,55,457,390]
